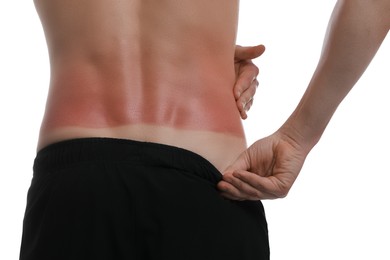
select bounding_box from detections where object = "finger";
[222,151,250,176]
[237,78,257,109]
[237,81,257,119]
[220,192,244,201]
[243,92,255,112]
[217,180,246,200]
[244,97,254,112]
[233,171,289,199]
[222,173,267,200]
[240,110,248,120]
[239,98,252,119]
[234,62,259,99]
[235,45,266,61]
[236,97,250,114]
[240,100,254,120]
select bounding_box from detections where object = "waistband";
[33,138,223,184]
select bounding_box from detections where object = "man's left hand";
[234,45,266,119]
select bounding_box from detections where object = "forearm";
[283,0,390,150]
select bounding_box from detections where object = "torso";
[34,0,246,171]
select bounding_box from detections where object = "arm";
[219,0,390,200]
[285,0,390,150]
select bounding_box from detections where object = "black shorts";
[20,138,269,260]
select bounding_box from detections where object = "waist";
[38,125,246,172]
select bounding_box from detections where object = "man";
[20,0,269,259]
[219,0,390,200]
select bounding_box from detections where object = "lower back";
[35,0,245,171]
[38,53,246,171]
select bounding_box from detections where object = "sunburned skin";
[41,63,243,134]
[35,0,246,171]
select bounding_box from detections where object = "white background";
[1,1,389,259]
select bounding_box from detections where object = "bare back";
[34,0,245,171]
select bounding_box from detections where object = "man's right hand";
[217,129,309,201]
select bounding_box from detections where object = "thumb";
[235,44,266,61]
[223,150,250,175]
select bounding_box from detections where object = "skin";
[219,0,390,200]
[34,0,264,172]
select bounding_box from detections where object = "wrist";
[278,112,324,154]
